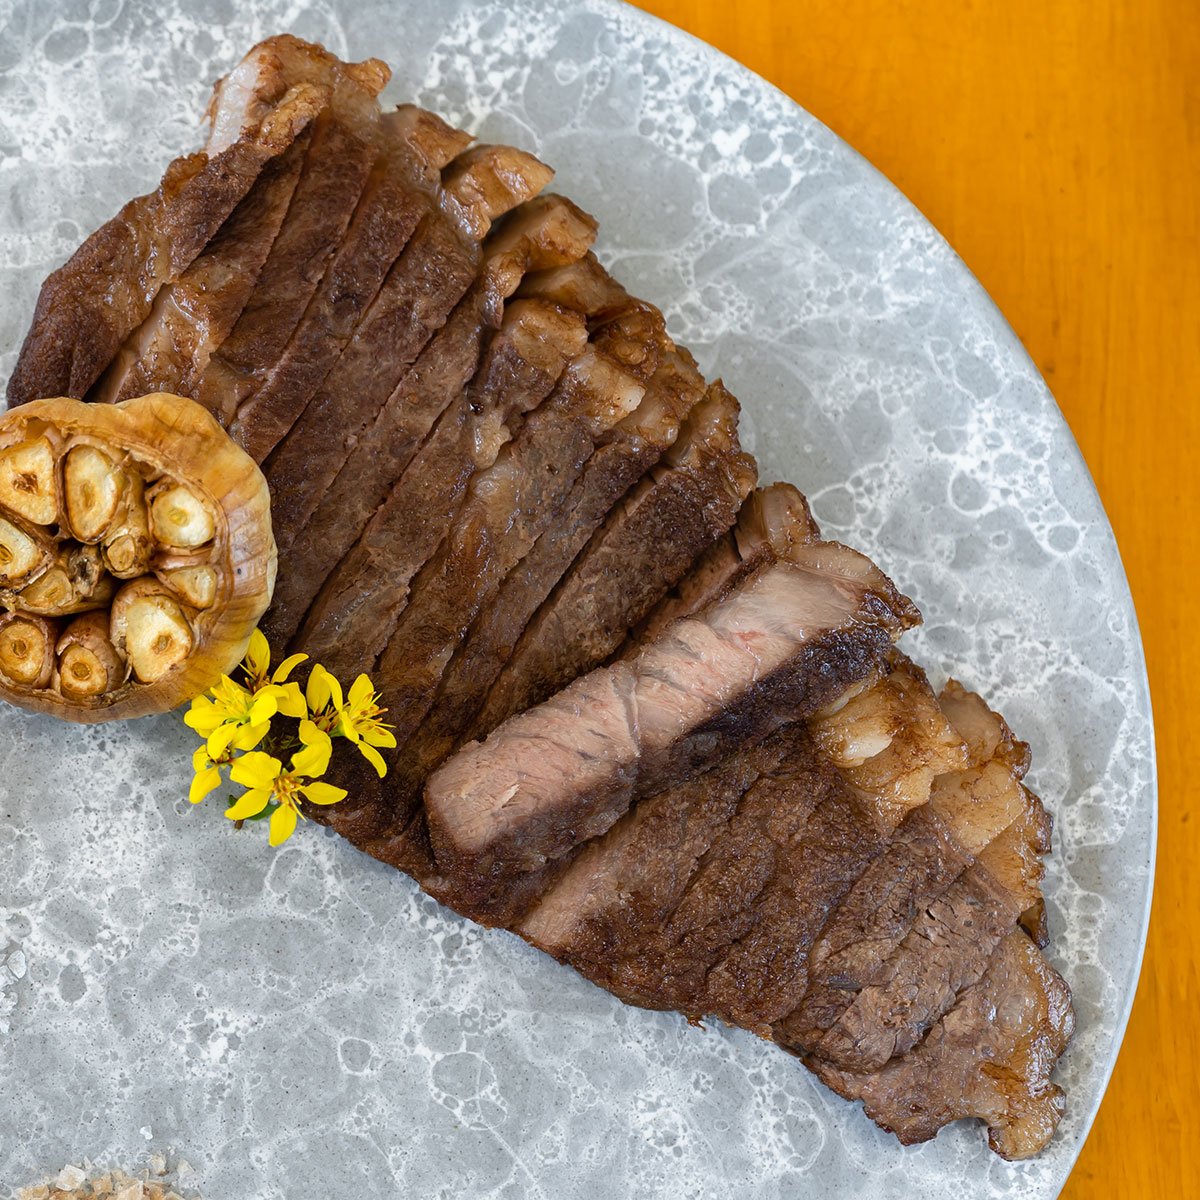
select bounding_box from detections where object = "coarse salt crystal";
[54,1167,86,1190]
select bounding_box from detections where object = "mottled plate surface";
[0,1,1155,1197]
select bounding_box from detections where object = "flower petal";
[301,781,349,805]
[231,721,271,753]
[268,803,299,846]
[363,726,397,749]
[348,674,374,708]
[206,721,239,760]
[356,740,389,778]
[189,766,222,805]
[306,664,341,713]
[184,698,223,735]
[230,751,282,790]
[225,788,272,820]
[247,690,279,725]
[244,629,270,680]
[273,681,308,720]
[292,721,332,777]
[272,653,308,684]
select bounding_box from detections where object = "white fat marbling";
[0,1,1154,1197]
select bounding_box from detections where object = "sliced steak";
[519,723,854,985]
[90,130,313,406]
[402,340,707,798]
[425,548,919,892]
[777,759,1031,1059]
[517,657,964,1015]
[290,297,590,669]
[628,482,820,651]
[259,168,563,586]
[235,142,550,462]
[225,106,469,459]
[363,306,661,732]
[809,792,1051,1074]
[265,194,599,648]
[7,37,336,407]
[480,381,757,727]
[809,931,1073,1160]
[188,47,390,429]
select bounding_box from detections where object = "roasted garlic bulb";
[0,394,276,721]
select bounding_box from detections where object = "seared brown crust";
[7,121,319,409]
[262,194,599,648]
[809,931,1073,1160]
[393,341,709,814]
[480,381,757,727]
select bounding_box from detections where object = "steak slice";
[779,684,1049,1071]
[291,296,591,671]
[425,548,920,892]
[223,106,470,459]
[516,657,963,998]
[188,48,390,431]
[6,37,336,408]
[479,380,757,728]
[627,481,820,651]
[399,339,708,800]
[88,130,313,406]
[264,194,600,648]
[809,930,1073,1160]
[363,306,661,725]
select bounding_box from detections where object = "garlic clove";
[149,483,216,549]
[0,612,56,688]
[64,444,125,542]
[122,591,194,683]
[0,516,50,586]
[102,474,153,579]
[0,436,58,526]
[17,566,72,614]
[55,611,127,699]
[157,563,218,610]
[16,543,115,617]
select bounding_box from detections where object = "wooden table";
[630,1,1197,1193]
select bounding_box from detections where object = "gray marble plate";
[0,1,1155,1197]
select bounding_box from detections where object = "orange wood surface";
[628,0,1198,1193]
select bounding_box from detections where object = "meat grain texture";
[4,34,1074,1159]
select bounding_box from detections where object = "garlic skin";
[0,393,276,722]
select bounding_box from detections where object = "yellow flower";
[185,675,278,757]
[189,744,227,805]
[240,628,307,716]
[304,662,343,731]
[185,632,308,757]
[224,720,347,846]
[334,674,396,778]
